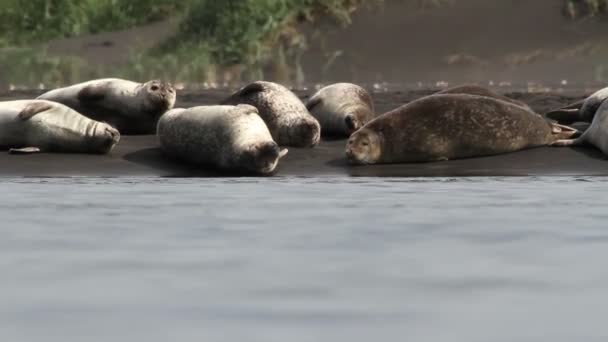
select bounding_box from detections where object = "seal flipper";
[545,99,585,124]
[278,148,288,159]
[17,102,54,120]
[77,85,107,103]
[551,138,584,147]
[8,147,41,154]
[545,108,581,124]
[306,97,323,112]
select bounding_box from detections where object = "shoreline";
[0,88,605,178]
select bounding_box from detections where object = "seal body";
[306,83,375,137]
[435,84,532,111]
[38,78,176,135]
[552,100,608,154]
[0,100,120,154]
[545,87,608,124]
[346,94,576,164]
[157,104,288,175]
[222,81,320,147]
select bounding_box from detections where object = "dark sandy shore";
[0,88,605,178]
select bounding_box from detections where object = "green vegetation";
[564,0,607,18]
[0,0,605,87]
[0,0,185,47]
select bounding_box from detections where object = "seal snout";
[254,142,285,175]
[344,114,359,133]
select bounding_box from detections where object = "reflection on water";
[1,177,608,342]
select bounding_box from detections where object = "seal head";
[140,80,176,117]
[240,141,289,175]
[345,128,383,165]
[87,122,121,154]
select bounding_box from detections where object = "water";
[2,177,608,342]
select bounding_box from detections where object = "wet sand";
[0,88,604,178]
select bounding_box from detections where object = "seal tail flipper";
[544,99,586,124]
[551,138,583,147]
[8,147,41,154]
[544,108,581,124]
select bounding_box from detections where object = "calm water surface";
[1,177,608,342]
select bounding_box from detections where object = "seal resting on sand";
[545,87,608,124]
[0,100,119,154]
[221,81,320,147]
[434,84,532,110]
[38,78,176,135]
[552,100,608,155]
[157,104,288,175]
[306,83,375,137]
[345,94,578,165]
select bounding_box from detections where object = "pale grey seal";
[545,87,608,124]
[552,99,608,155]
[157,104,288,175]
[306,83,375,137]
[221,81,320,147]
[38,78,176,134]
[0,100,119,154]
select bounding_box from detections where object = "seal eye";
[151,85,159,91]
[362,141,369,147]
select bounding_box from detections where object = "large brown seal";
[545,87,608,124]
[346,94,577,164]
[0,100,119,154]
[157,104,288,175]
[306,83,375,137]
[434,84,532,110]
[552,99,608,154]
[38,78,176,135]
[221,81,320,147]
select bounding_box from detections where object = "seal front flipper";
[305,97,323,112]
[77,85,107,104]
[17,102,54,120]
[8,147,41,154]
[278,148,288,159]
[221,83,266,104]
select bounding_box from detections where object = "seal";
[345,94,577,164]
[435,84,532,110]
[221,81,320,147]
[306,83,375,137]
[37,78,176,135]
[545,87,608,124]
[157,104,288,175]
[552,99,608,154]
[0,100,120,154]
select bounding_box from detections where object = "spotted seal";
[434,84,532,111]
[306,83,375,137]
[0,100,119,154]
[221,81,320,147]
[38,78,176,134]
[157,104,288,175]
[346,94,577,164]
[545,87,608,124]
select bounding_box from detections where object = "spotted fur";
[157,104,288,175]
[346,94,577,164]
[222,81,320,147]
